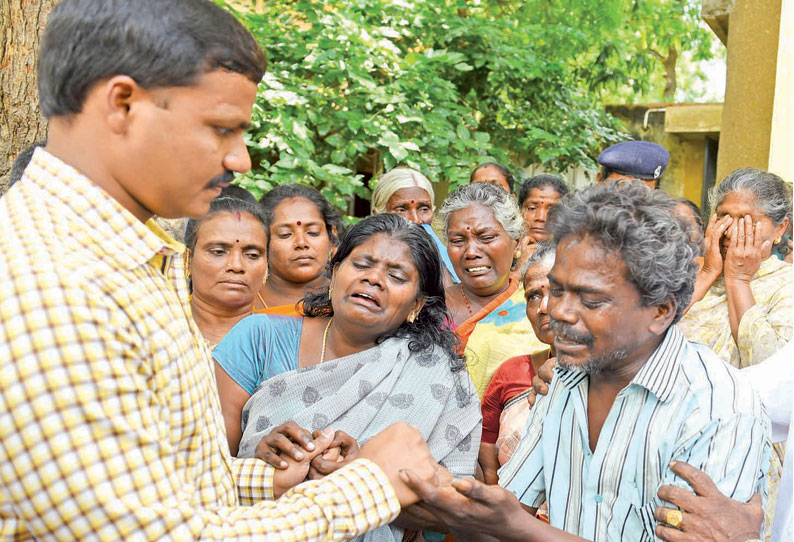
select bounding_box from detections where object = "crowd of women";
[184,161,792,541]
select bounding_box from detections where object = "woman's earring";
[515,250,522,260]
[774,237,782,245]
[328,285,334,300]
[407,312,416,324]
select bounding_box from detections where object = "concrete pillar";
[716,0,782,181]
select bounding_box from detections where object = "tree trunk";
[0,0,57,196]
[662,47,677,100]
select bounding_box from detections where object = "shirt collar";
[555,325,685,403]
[631,325,684,402]
[26,148,182,271]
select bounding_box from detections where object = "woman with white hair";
[371,167,459,285]
[438,183,545,397]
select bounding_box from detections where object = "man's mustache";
[549,318,595,347]
[206,170,234,189]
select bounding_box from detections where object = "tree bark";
[662,47,677,100]
[0,0,57,196]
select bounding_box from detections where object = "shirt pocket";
[606,493,659,541]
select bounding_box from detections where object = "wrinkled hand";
[401,473,535,542]
[654,461,762,542]
[359,422,441,507]
[255,421,317,469]
[723,215,768,284]
[308,429,360,480]
[701,214,733,280]
[528,357,556,407]
[271,427,336,498]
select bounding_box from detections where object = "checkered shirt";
[0,149,400,541]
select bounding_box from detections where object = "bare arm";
[401,473,586,542]
[683,214,732,316]
[478,443,500,486]
[723,216,768,343]
[213,361,251,456]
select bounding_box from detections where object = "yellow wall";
[605,104,714,212]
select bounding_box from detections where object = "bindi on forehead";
[296,221,302,226]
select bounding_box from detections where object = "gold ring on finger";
[665,509,683,528]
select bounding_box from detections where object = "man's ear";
[648,296,677,336]
[102,75,143,135]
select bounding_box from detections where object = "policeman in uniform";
[596,140,670,190]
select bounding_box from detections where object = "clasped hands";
[259,420,527,542]
[257,421,360,498]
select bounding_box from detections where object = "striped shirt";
[499,325,771,541]
[0,149,400,541]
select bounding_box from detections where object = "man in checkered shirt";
[0,1,443,540]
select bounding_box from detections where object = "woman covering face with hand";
[213,214,481,542]
[185,196,268,348]
[440,183,545,398]
[254,184,344,315]
[679,168,792,367]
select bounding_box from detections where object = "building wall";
[604,104,713,213]
[768,0,793,182]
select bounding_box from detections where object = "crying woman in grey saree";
[213,214,482,542]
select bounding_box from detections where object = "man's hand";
[271,427,335,498]
[529,357,556,407]
[308,429,359,480]
[654,461,762,542]
[255,421,317,469]
[359,422,443,507]
[400,472,532,542]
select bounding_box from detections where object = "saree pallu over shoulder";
[238,337,482,542]
[456,280,545,398]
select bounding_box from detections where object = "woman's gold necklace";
[256,291,268,309]
[320,317,333,363]
[459,283,474,315]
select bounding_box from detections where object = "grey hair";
[709,168,792,226]
[520,241,556,278]
[548,182,699,324]
[437,183,525,243]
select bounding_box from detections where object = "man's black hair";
[601,166,660,190]
[38,0,267,118]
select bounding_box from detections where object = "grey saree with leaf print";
[238,336,482,542]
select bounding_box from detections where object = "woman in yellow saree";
[438,183,545,397]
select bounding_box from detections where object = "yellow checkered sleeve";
[0,149,400,540]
